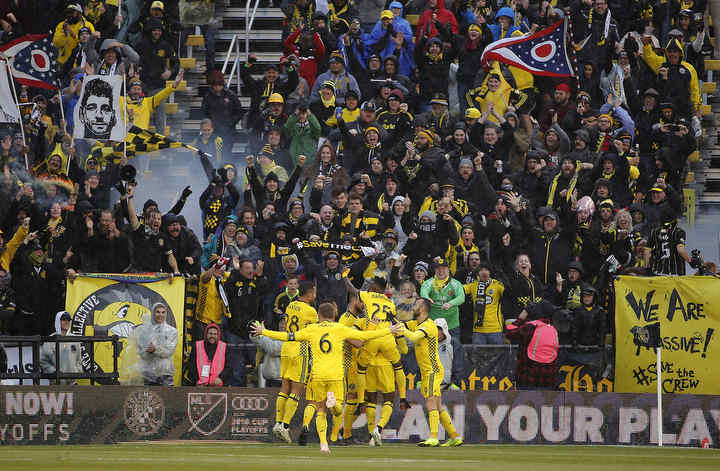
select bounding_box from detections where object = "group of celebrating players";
[251,276,461,453]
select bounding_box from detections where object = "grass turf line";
[0,443,718,470]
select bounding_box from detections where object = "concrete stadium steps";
[171,5,286,160]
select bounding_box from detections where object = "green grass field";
[0,443,718,471]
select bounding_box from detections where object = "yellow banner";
[65,274,186,386]
[614,275,720,394]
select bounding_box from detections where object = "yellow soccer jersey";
[463,279,505,334]
[409,318,442,375]
[265,321,392,381]
[359,291,396,328]
[338,311,362,370]
[281,300,318,358]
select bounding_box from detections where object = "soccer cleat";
[298,426,309,446]
[320,443,330,453]
[368,436,376,447]
[371,427,383,447]
[278,426,292,444]
[417,438,440,447]
[326,391,336,409]
[441,437,464,447]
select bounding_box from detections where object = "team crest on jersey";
[488,289,494,295]
[335,273,341,280]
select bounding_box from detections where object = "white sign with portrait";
[73,74,125,142]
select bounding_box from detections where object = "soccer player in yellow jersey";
[329,306,365,445]
[252,302,402,453]
[343,276,408,409]
[365,334,408,446]
[272,281,318,443]
[401,298,463,447]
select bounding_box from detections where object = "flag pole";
[123,74,127,163]
[657,346,663,447]
[4,60,28,170]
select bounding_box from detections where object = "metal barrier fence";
[0,336,121,385]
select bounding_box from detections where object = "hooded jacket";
[642,39,700,117]
[188,323,231,386]
[488,7,521,41]
[39,312,83,382]
[134,308,178,382]
[415,0,459,41]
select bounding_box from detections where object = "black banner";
[1,387,718,446]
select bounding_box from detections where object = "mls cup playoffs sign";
[1,387,718,446]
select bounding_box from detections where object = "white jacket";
[39,312,83,383]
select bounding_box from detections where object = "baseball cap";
[380,10,393,20]
[383,228,398,240]
[267,92,284,104]
[465,108,481,119]
[66,3,82,12]
[151,1,165,10]
[360,101,377,112]
[434,258,449,268]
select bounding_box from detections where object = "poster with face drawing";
[73,74,125,141]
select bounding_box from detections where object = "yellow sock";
[302,403,317,429]
[282,393,300,425]
[331,403,343,417]
[378,401,393,429]
[393,363,407,399]
[356,366,367,404]
[316,411,328,445]
[429,409,439,439]
[275,392,288,423]
[330,407,343,442]
[343,402,357,439]
[366,403,376,433]
[439,409,458,439]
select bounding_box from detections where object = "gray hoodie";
[39,311,83,383]
[251,335,283,382]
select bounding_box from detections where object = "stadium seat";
[179,58,196,70]
[186,35,205,47]
[701,104,712,116]
[685,171,695,184]
[168,80,187,92]
[704,60,720,71]
[406,14,419,26]
[165,103,179,115]
[688,150,700,163]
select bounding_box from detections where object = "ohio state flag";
[0,34,60,90]
[481,20,575,77]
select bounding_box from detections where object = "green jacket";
[284,112,321,165]
[420,277,465,330]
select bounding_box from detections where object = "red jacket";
[284,29,326,89]
[415,0,459,41]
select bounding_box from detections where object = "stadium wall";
[0,387,718,446]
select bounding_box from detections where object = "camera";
[689,249,704,270]
[666,124,681,132]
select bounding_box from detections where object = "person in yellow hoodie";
[641,36,700,120]
[122,69,184,131]
[0,217,29,272]
[53,3,96,66]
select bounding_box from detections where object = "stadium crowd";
[0,0,717,399]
